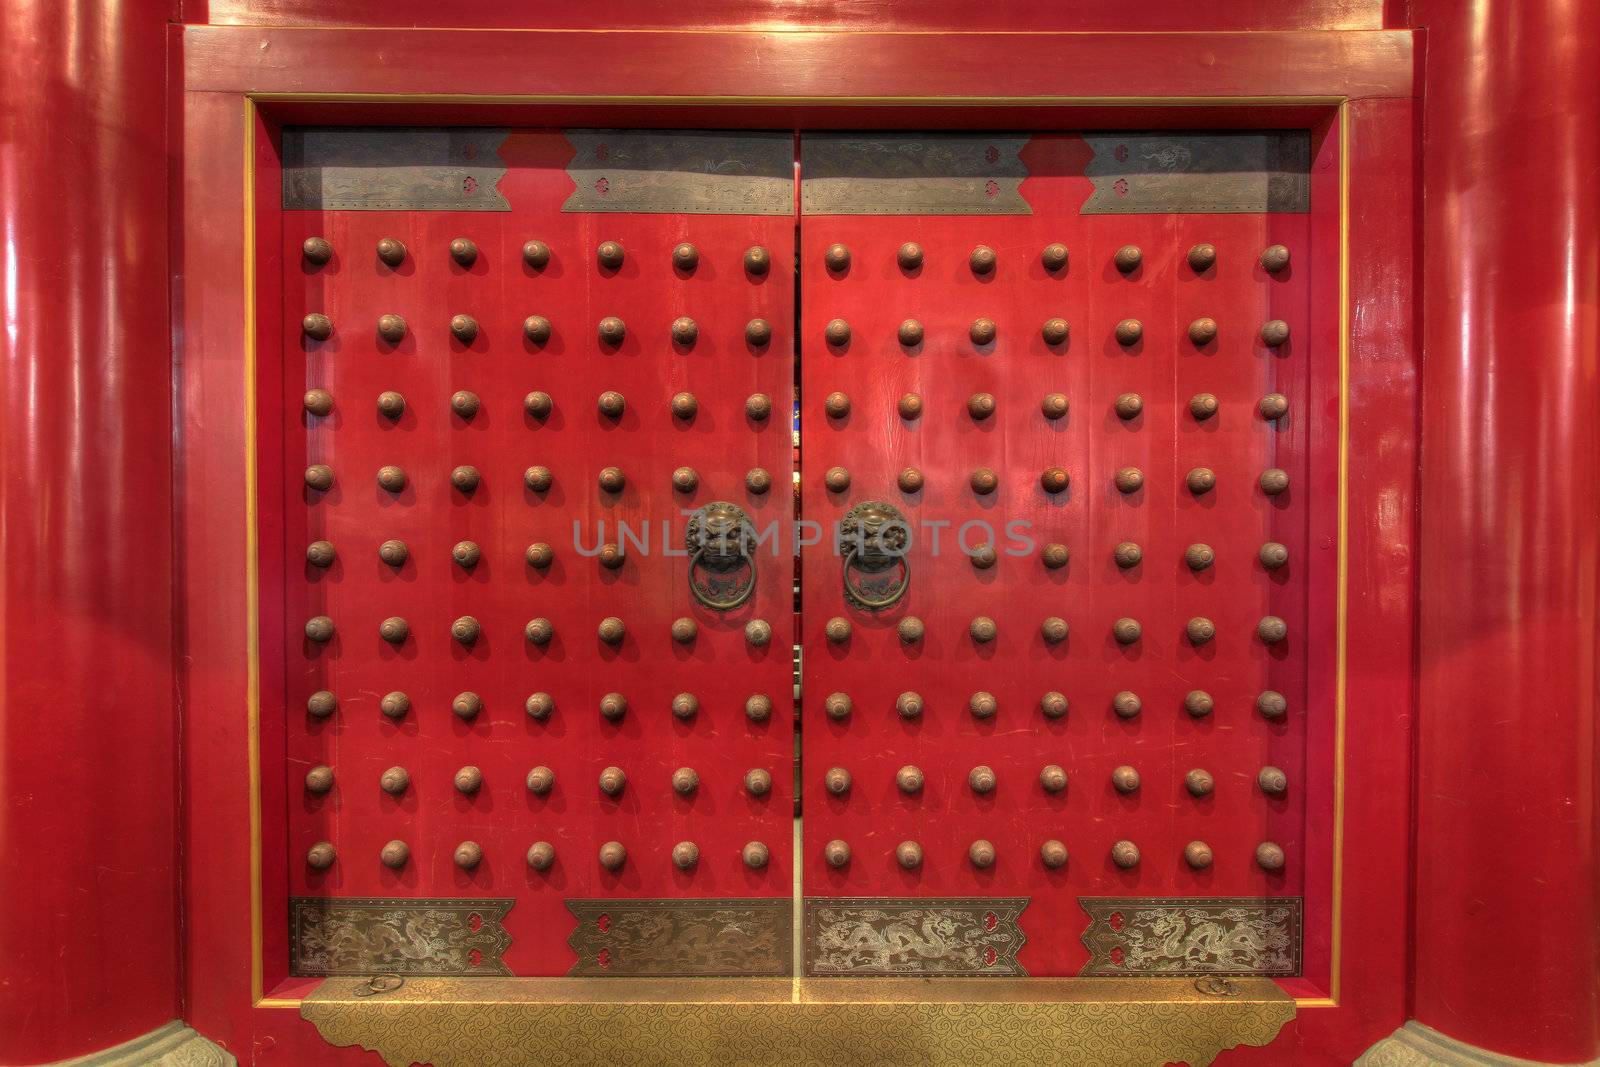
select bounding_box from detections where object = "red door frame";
[176,24,1416,1063]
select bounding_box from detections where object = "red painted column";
[0,0,179,1062]
[1412,0,1600,1060]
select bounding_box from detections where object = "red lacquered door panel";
[269,125,1337,983]
[274,129,796,977]
[797,132,1332,978]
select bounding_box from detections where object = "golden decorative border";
[244,95,264,1006]
[244,95,1351,1027]
[1302,98,1351,1011]
[301,977,1296,1067]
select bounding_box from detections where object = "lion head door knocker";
[685,502,758,610]
[837,501,911,611]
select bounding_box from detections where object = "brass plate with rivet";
[282,128,511,211]
[562,130,793,215]
[801,133,1032,216]
[1081,132,1310,214]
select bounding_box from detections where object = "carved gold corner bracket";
[301,976,1295,1067]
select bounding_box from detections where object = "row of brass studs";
[301,461,1287,498]
[302,313,779,347]
[303,690,778,724]
[304,388,1286,424]
[302,463,779,496]
[943,614,1294,647]
[305,836,1283,873]
[301,311,1288,350]
[304,236,1289,279]
[821,390,1289,422]
[304,389,779,422]
[821,763,1287,799]
[815,242,1291,277]
[304,762,1282,801]
[815,317,1289,349]
[810,838,1287,872]
[304,838,773,873]
[302,237,775,276]
[818,689,1290,723]
[846,467,1290,496]
[304,616,780,652]
[301,687,1283,725]
[303,613,1287,649]
[305,540,1287,574]
[822,615,1282,647]
[306,763,774,800]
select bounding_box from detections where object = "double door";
[272,126,1328,980]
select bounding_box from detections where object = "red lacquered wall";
[0,0,178,1062]
[1411,0,1600,1060]
[43,0,1600,1060]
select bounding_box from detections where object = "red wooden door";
[274,128,797,977]
[797,131,1335,978]
[269,124,1335,983]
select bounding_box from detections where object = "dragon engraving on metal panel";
[803,898,1028,976]
[1078,897,1302,976]
[289,897,513,977]
[565,899,793,976]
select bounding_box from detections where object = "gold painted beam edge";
[245,91,1351,106]
[302,975,1295,1007]
[195,25,1403,36]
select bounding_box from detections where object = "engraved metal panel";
[803,898,1029,976]
[1078,897,1303,977]
[1081,132,1310,214]
[282,127,510,211]
[565,899,793,976]
[561,130,793,215]
[801,134,1031,216]
[289,897,514,976]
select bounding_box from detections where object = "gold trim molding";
[301,977,1295,1066]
